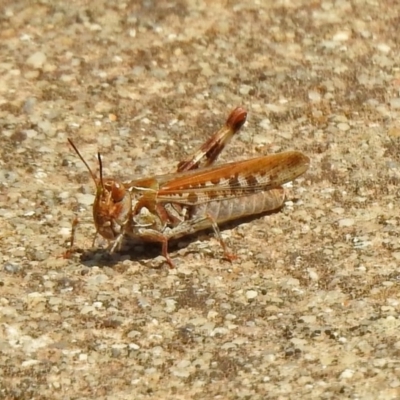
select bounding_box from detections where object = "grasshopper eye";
[111,182,126,203]
[103,181,126,203]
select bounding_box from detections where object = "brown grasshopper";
[68,107,309,267]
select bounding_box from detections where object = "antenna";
[68,138,101,188]
[97,152,105,190]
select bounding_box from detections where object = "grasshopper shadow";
[76,204,289,269]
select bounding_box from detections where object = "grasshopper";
[68,107,309,267]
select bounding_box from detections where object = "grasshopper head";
[93,176,132,240]
[68,139,132,242]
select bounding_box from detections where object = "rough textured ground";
[1,0,400,399]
